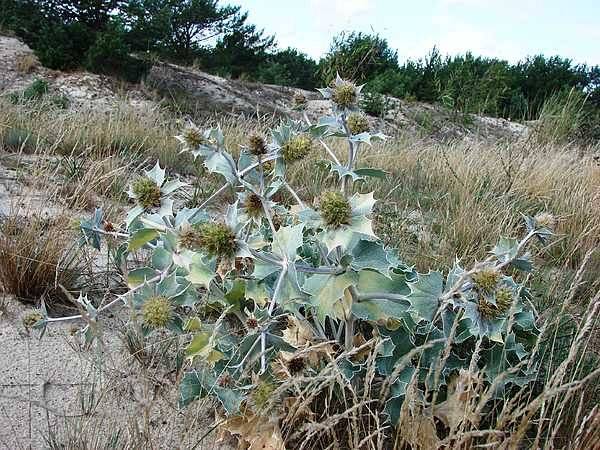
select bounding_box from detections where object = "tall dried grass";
[0,214,83,310]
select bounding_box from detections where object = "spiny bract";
[132,177,161,209]
[248,134,267,156]
[332,81,358,108]
[281,134,312,163]
[198,222,238,257]
[347,113,370,135]
[472,268,500,292]
[319,191,352,227]
[142,296,172,328]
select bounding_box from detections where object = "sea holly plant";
[40,77,555,444]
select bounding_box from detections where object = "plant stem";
[261,267,287,373]
[295,264,345,275]
[319,139,341,166]
[344,315,355,351]
[356,292,407,302]
[283,180,305,209]
[45,273,163,324]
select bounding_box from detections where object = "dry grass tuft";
[0,214,83,310]
[15,54,38,73]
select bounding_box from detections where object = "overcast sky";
[235,0,599,66]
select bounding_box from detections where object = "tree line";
[2,0,599,125]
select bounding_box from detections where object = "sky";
[235,0,600,66]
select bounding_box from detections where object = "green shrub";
[8,78,69,109]
[23,78,48,100]
[85,20,150,83]
[36,76,595,449]
[34,22,95,71]
[360,90,389,117]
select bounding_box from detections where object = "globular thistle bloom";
[478,288,513,320]
[132,177,161,209]
[281,134,312,163]
[472,268,500,293]
[22,311,43,329]
[261,159,274,173]
[495,288,514,313]
[142,296,172,328]
[286,356,306,375]
[534,212,557,230]
[197,222,238,257]
[178,225,203,251]
[248,134,267,156]
[347,113,370,135]
[332,81,358,108]
[319,191,352,228]
[181,124,205,149]
[244,193,263,218]
[246,317,259,330]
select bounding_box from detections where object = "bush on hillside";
[26,75,599,448]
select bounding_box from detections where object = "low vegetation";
[1,74,594,449]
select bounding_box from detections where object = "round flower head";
[319,191,352,228]
[534,212,556,230]
[495,288,514,313]
[197,222,237,257]
[293,91,307,107]
[103,220,115,233]
[132,177,161,209]
[347,113,370,135]
[261,159,274,173]
[281,134,312,163]
[178,224,203,251]
[472,268,500,293]
[246,317,259,330]
[22,311,43,329]
[181,124,205,149]
[248,134,267,156]
[332,81,358,108]
[142,296,172,328]
[244,193,263,218]
[286,356,306,375]
[478,291,512,320]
